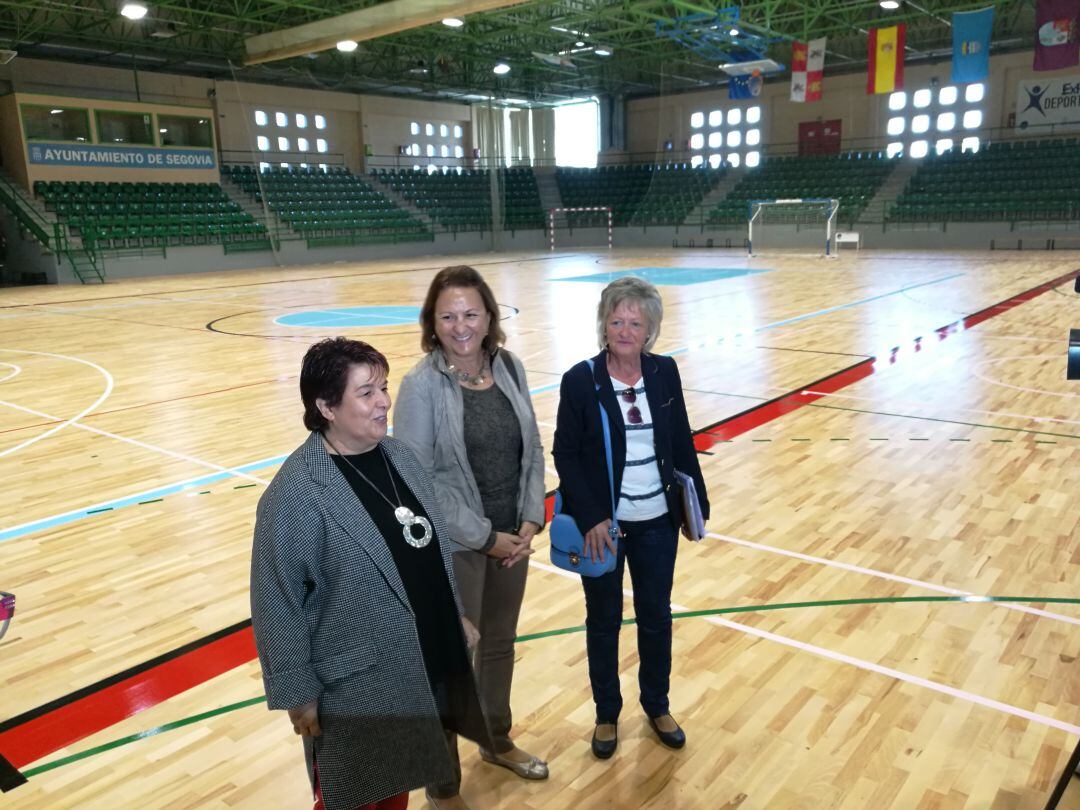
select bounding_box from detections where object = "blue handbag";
[550,360,620,577]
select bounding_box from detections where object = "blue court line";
[1,272,963,545]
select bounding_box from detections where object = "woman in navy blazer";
[553,276,709,760]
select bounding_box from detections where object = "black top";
[330,448,469,702]
[462,383,522,533]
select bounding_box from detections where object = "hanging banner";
[27,142,217,169]
[729,72,763,100]
[1033,0,1080,71]
[952,7,994,84]
[791,37,826,102]
[1015,75,1080,133]
[867,24,906,94]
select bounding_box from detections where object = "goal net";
[548,206,612,250]
[747,198,839,257]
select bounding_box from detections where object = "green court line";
[19,594,1080,779]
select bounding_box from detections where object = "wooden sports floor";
[0,248,1077,809]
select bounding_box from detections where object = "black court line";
[0,752,27,792]
[1045,739,1080,810]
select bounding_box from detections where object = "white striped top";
[609,375,667,522]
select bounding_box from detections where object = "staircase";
[218,173,291,240]
[533,167,563,218]
[367,177,438,231]
[0,170,104,283]
[857,159,915,225]
[685,167,746,226]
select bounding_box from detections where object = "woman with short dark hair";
[251,337,490,810]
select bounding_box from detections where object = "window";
[259,161,271,172]
[296,113,308,128]
[726,152,740,167]
[96,110,154,145]
[708,131,722,148]
[746,106,761,124]
[440,124,448,137]
[316,138,328,153]
[411,142,420,156]
[690,112,704,128]
[454,124,463,138]
[708,110,722,127]
[411,122,420,135]
[425,123,434,136]
[426,144,435,157]
[158,115,213,147]
[690,155,704,167]
[886,142,904,158]
[454,145,464,158]
[938,86,958,105]
[745,150,760,167]
[690,133,704,150]
[912,115,930,134]
[280,162,289,168]
[726,108,741,125]
[961,136,980,153]
[964,83,985,103]
[441,144,449,157]
[22,105,91,141]
[278,136,290,151]
[913,89,932,108]
[963,109,982,129]
[746,129,760,146]
[910,140,929,158]
[884,82,984,160]
[554,98,598,167]
[887,117,905,136]
[298,137,310,151]
[314,115,326,129]
[937,112,956,132]
[275,111,288,127]
[726,130,741,147]
[935,138,953,155]
[318,163,327,172]
[255,110,268,126]
[689,106,758,169]
[888,91,907,111]
[708,153,722,168]
[257,135,270,151]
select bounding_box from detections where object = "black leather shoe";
[648,715,686,749]
[591,723,618,759]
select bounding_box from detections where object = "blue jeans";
[581,513,677,723]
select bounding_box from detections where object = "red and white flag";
[791,37,826,102]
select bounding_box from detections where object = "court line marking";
[19,593,1080,780]
[530,559,1080,736]
[969,354,1080,399]
[0,400,270,486]
[0,364,21,384]
[0,350,114,460]
[704,532,1080,627]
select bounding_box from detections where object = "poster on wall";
[27,143,217,168]
[1015,76,1080,133]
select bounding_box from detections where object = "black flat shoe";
[648,715,686,749]
[591,723,618,759]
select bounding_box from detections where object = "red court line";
[1,267,1076,780]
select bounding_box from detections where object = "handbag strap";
[586,359,619,533]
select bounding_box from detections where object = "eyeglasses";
[620,388,642,424]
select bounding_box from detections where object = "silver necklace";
[447,355,488,385]
[324,437,433,549]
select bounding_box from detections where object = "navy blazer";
[553,350,710,536]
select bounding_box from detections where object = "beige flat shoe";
[478,747,549,780]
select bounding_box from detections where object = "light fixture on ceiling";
[493,61,511,75]
[408,60,429,75]
[150,22,178,38]
[729,27,739,36]
[336,40,358,52]
[575,40,585,47]
[120,3,148,20]
[879,0,900,8]
[594,45,613,56]
[50,108,63,114]
[442,17,464,28]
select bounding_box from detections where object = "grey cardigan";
[393,347,546,553]
[250,432,489,810]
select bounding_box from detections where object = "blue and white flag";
[952,7,994,83]
[728,72,763,100]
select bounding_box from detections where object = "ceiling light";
[493,61,510,75]
[336,40,358,52]
[120,3,148,20]
[442,17,464,27]
[594,46,613,56]
[879,0,900,8]
[50,108,63,114]
[729,28,739,36]
[575,40,585,47]
[159,128,167,133]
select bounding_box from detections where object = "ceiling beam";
[243,0,536,65]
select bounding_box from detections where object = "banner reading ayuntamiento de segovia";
[1015,76,1080,133]
[28,142,216,168]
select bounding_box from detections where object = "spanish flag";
[867,24,906,94]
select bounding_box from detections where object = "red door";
[798,119,842,156]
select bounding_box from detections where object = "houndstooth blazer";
[250,431,489,810]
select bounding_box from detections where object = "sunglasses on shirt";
[619,388,643,424]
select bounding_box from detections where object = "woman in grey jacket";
[394,265,548,806]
